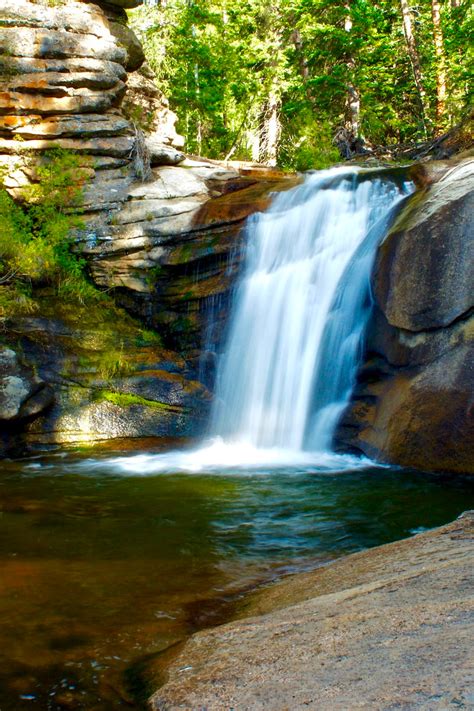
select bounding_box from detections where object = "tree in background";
[131,0,472,167]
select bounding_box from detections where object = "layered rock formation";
[0,0,296,452]
[337,155,474,474]
[2,296,211,454]
[0,0,170,200]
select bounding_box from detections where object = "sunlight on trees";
[131,0,471,166]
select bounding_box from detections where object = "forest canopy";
[130,0,472,169]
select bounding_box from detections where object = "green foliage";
[0,149,100,322]
[279,115,340,171]
[130,0,472,167]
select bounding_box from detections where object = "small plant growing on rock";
[0,149,101,323]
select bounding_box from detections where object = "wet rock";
[3,297,209,451]
[337,156,474,474]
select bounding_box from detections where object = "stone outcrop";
[0,0,182,198]
[151,511,474,710]
[0,0,298,452]
[83,162,298,362]
[0,346,53,427]
[337,155,474,474]
[0,0,138,214]
[122,63,185,149]
[0,296,210,455]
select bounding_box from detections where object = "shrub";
[0,149,101,323]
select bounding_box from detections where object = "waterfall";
[103,167,413,474]
[210,168,412,453]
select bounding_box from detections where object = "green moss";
[95,347,133,379]
[135,329,163,347]
[94,389,182,412]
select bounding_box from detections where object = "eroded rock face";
[1,298,210,454]
[0,0,178,207]
[121,63,185,149]
[0,0,299,451]
[0,346,54,453]
[83,163,299,369]
[337,156,474,474]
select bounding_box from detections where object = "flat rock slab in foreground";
[151,511,474,710]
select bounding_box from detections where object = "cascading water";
[211,168,412,454]
[100,167,413,473]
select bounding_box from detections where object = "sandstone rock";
[0,376,30,419]
[147,140,185,166]
[0,28,127,64]
[0,114,130,138]
[0,56,127,81]
[374,158,474,331]
[0,136,134,156]
[0,85,126,115]
[108,21,144,72]
[129,166,206,200]
[6,70,123,92]
[112,196,206,226]
[121,64,185,148]
[0,346,54,423]
[0,0,119,38]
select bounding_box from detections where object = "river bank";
[151,510,474,710]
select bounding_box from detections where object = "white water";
[211,168,411,452]
[97,168,412,474]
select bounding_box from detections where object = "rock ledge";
[151,511,474,710]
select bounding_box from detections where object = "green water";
[0,452,472,710]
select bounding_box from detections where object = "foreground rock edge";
[151,510,474,710]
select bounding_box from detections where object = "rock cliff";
[337,155,474,474]
[0,0,296,453]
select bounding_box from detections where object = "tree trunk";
[258,91,281,166]
[344,5,360,137]
[432,0,447,130]
[399,0,429,135]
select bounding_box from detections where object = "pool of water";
[0,449,472,709]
